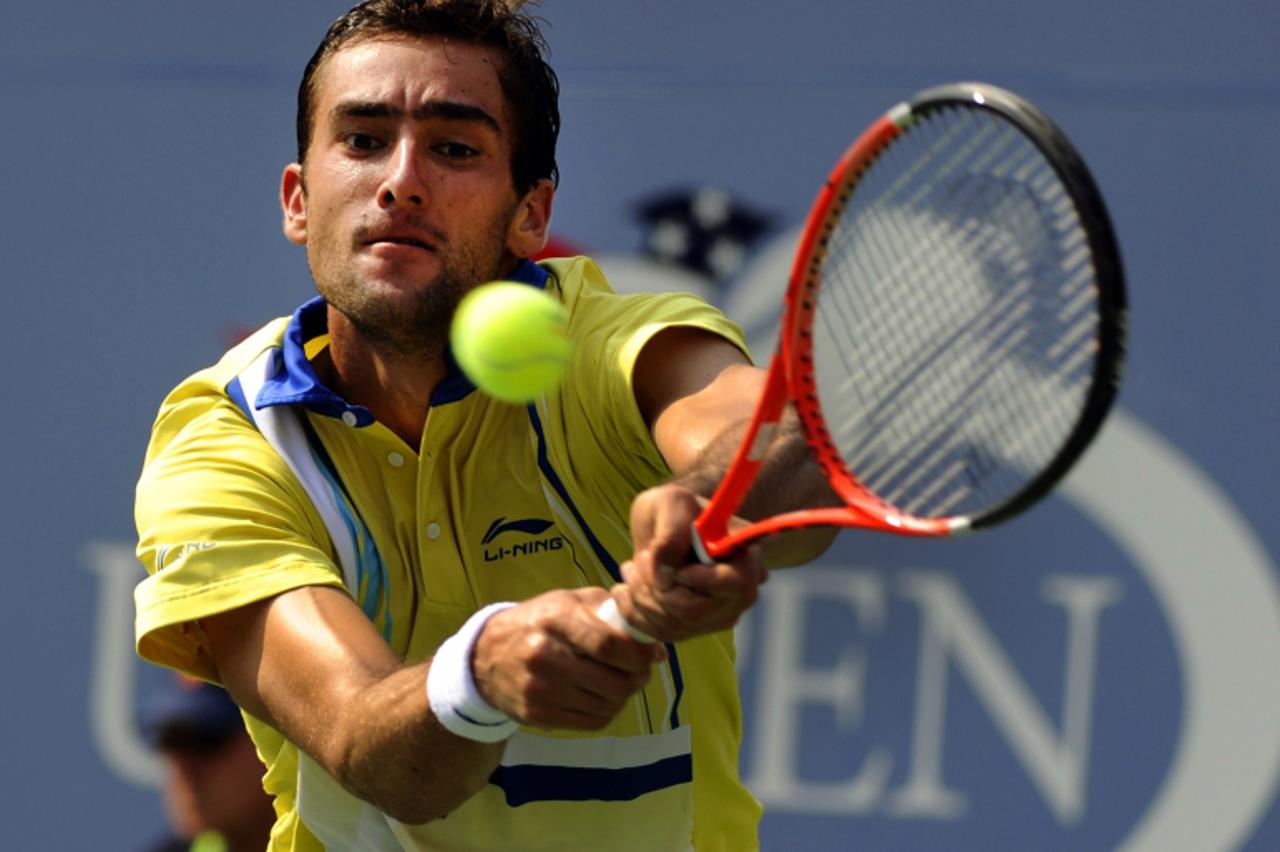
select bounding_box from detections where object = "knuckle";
[522,630,554,660]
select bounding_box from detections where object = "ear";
[506,179,555,259]
[281,162,308,246]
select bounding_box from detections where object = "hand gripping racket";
[599,82,1126,639]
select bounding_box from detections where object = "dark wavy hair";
[296,0,560,192]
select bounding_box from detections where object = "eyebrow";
[330,99,502,134]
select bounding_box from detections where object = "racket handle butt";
[596,597,656,644]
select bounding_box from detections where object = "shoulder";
[540,255,751,365]
[136,312,326,574]
[143,317,291,465]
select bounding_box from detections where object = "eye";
[343,132,384,152]
[434,141,480,160]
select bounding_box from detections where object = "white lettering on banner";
[887,572,1122,823]
[746,571,891,812]
[83,541,162,787]
[743,568,1123,823]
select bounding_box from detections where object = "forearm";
[206,587,659,825]
[328,663,503,824]
[680,406,838,566]
[203,588,507,826]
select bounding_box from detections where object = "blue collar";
[254,260,550,422]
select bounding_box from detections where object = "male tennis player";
[134,2,830,849]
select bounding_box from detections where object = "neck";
[320,306,445,447]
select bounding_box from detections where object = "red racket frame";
[691,106,958,562]
[689,82,1125,562]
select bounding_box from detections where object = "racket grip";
[595,597,656,644]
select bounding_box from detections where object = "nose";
[378,136,426,208]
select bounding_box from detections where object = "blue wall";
[4,1,1277,848]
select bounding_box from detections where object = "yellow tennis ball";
[450,281,572,403]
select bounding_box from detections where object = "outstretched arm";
[203,584,661,824]
[611,327,838,641]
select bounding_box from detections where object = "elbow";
[376,777,491,825]
[334,768,470,826]
[379,797,452,826]
[332,744,497,825]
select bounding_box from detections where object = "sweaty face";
[289,37,524,357]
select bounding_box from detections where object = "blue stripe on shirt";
[490,754,693,807]
[525,403,684,728]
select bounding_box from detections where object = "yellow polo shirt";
[134,256,762,851]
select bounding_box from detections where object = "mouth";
[367,235,435,252]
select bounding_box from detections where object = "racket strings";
[826,115,1033,394]
[811,105,1100,520]
[827,121,1046,471]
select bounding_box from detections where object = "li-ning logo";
[482,517,564,562]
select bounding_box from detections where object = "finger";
[647,491,697,567]
[476,591,654,719]
[609,582,675,644]
[617,579,737,641]
[515,678,625,730]
[656,560,677,591]
[523,650,651,712]
[607,584,672,646]
[627,495,662,589]
[647,583,752,627]
[628,485,712,592]
[506,631,654,728]
[629,489,659,555]
[631,549,677,592]
[571,662,653,707]
[669,552,766,596]
[630,557,763,639]
[525,686,650,731]
[560,592,665,671]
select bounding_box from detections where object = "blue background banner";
[4,2,1277,849]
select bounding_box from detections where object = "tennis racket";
[599,82,1126,638]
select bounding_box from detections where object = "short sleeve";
[536,257,752,516]
[134,391,346,680]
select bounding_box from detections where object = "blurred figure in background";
[141,675,276,852]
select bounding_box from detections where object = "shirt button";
[387,452,405,468]
[426,523,441,540]
[341,411,358,427]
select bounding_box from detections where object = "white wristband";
[427,602,519,743]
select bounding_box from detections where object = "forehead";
[314,35,510,125]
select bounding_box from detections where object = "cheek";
[303,192,357,259]
[306,162,372,221]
